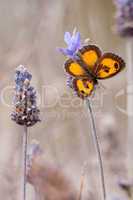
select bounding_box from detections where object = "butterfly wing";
[95,53,125,79]
[64,47,100,98]
[64,45,102,98]
[65,58,87,77]
[65,45,102,77]
[79,45,102,72]
[73,78,95,99]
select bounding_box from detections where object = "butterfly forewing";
[79,45,102,72]
[65,59,87,77]
[96,53,125,79]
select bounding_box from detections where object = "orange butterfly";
[65,45,125,99]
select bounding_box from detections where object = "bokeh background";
[0,0,130,199]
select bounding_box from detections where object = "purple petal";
[68,43,78,53]
[57,47,74,57]
[73,32,81,44]
[69,40,81,53]
[64,32,72,45]
[69,31,81,52]
[57,47,67,56]
[65,49,74,56]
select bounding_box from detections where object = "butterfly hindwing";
[95,53,125,79]
[79,45,102,72]
[65,59,87,77]
[73,78,95,99]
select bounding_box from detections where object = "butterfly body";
[64,45,125,99]
[76,58,98,82]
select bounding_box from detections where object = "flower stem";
[77,174,85,200]
[77,162,87,200]
[22,125,28,200]
[86,99,106,200]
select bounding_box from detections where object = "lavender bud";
[11,65,40,127]
[66,75,73,88]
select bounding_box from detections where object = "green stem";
[86,99,106,200]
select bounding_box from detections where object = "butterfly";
[64,45,125,99]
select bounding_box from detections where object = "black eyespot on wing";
[103,66,110,73]
[86,85,90,89]
[114,62,119,69]
[81,90,85,94]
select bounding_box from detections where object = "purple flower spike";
[115,0,130,6]
[114,0,133,37]
[11,65,40,127]
[58,29,81,59]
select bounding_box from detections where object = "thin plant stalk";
[77,174,85,200]
[22,125,28,200]
[11,66,40,200]
[126,38,133,178]
[86,99,106,200]
[77,162,87,200]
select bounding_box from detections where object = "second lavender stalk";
[11,65,40,200]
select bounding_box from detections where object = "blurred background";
[0,0,130,199]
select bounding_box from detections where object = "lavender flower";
[114,0,133,37]
[115,0,132,6]
[59,30,107,200]
[58,29,81,58]
[66,75,73,88]
[11,65,40,127]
